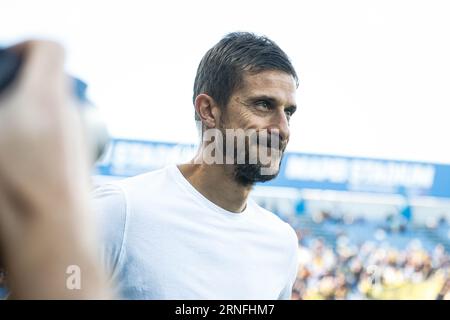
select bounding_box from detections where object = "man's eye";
[255,101,271,109]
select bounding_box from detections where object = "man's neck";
[177,160,252,214]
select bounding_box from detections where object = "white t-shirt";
[92,164,299,300]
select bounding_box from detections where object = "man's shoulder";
[93,165,174,195]
[117,165,173,188]
[91,165,177,218]
[90,166,176,244]
[250,199,290,227]
[249,200,298,245]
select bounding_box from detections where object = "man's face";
[218,70,297,185]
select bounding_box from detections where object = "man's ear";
[194,94,221,129]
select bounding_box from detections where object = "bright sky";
[1,0,450,164]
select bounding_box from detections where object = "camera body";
[0,48,109,162]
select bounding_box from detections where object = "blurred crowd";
[0,269,6,299]
[291,236,449,299]
[2,205,449,300]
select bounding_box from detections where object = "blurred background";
[1,0,449,299]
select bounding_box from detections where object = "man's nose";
[268,110,290,143]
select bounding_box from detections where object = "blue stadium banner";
[95,139,450,199]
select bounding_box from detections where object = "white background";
[1,0,450,164]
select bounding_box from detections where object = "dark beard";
[231,135,285,187]
[233,160,282,187]
[218,119,285,187]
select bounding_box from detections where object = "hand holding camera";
[0,41,110,299]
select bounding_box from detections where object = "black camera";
[0,48,109,162]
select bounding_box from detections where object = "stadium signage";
[95,139,450,198]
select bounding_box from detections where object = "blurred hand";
[0,41,110,299]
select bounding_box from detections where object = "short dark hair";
[193,32,298,121]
